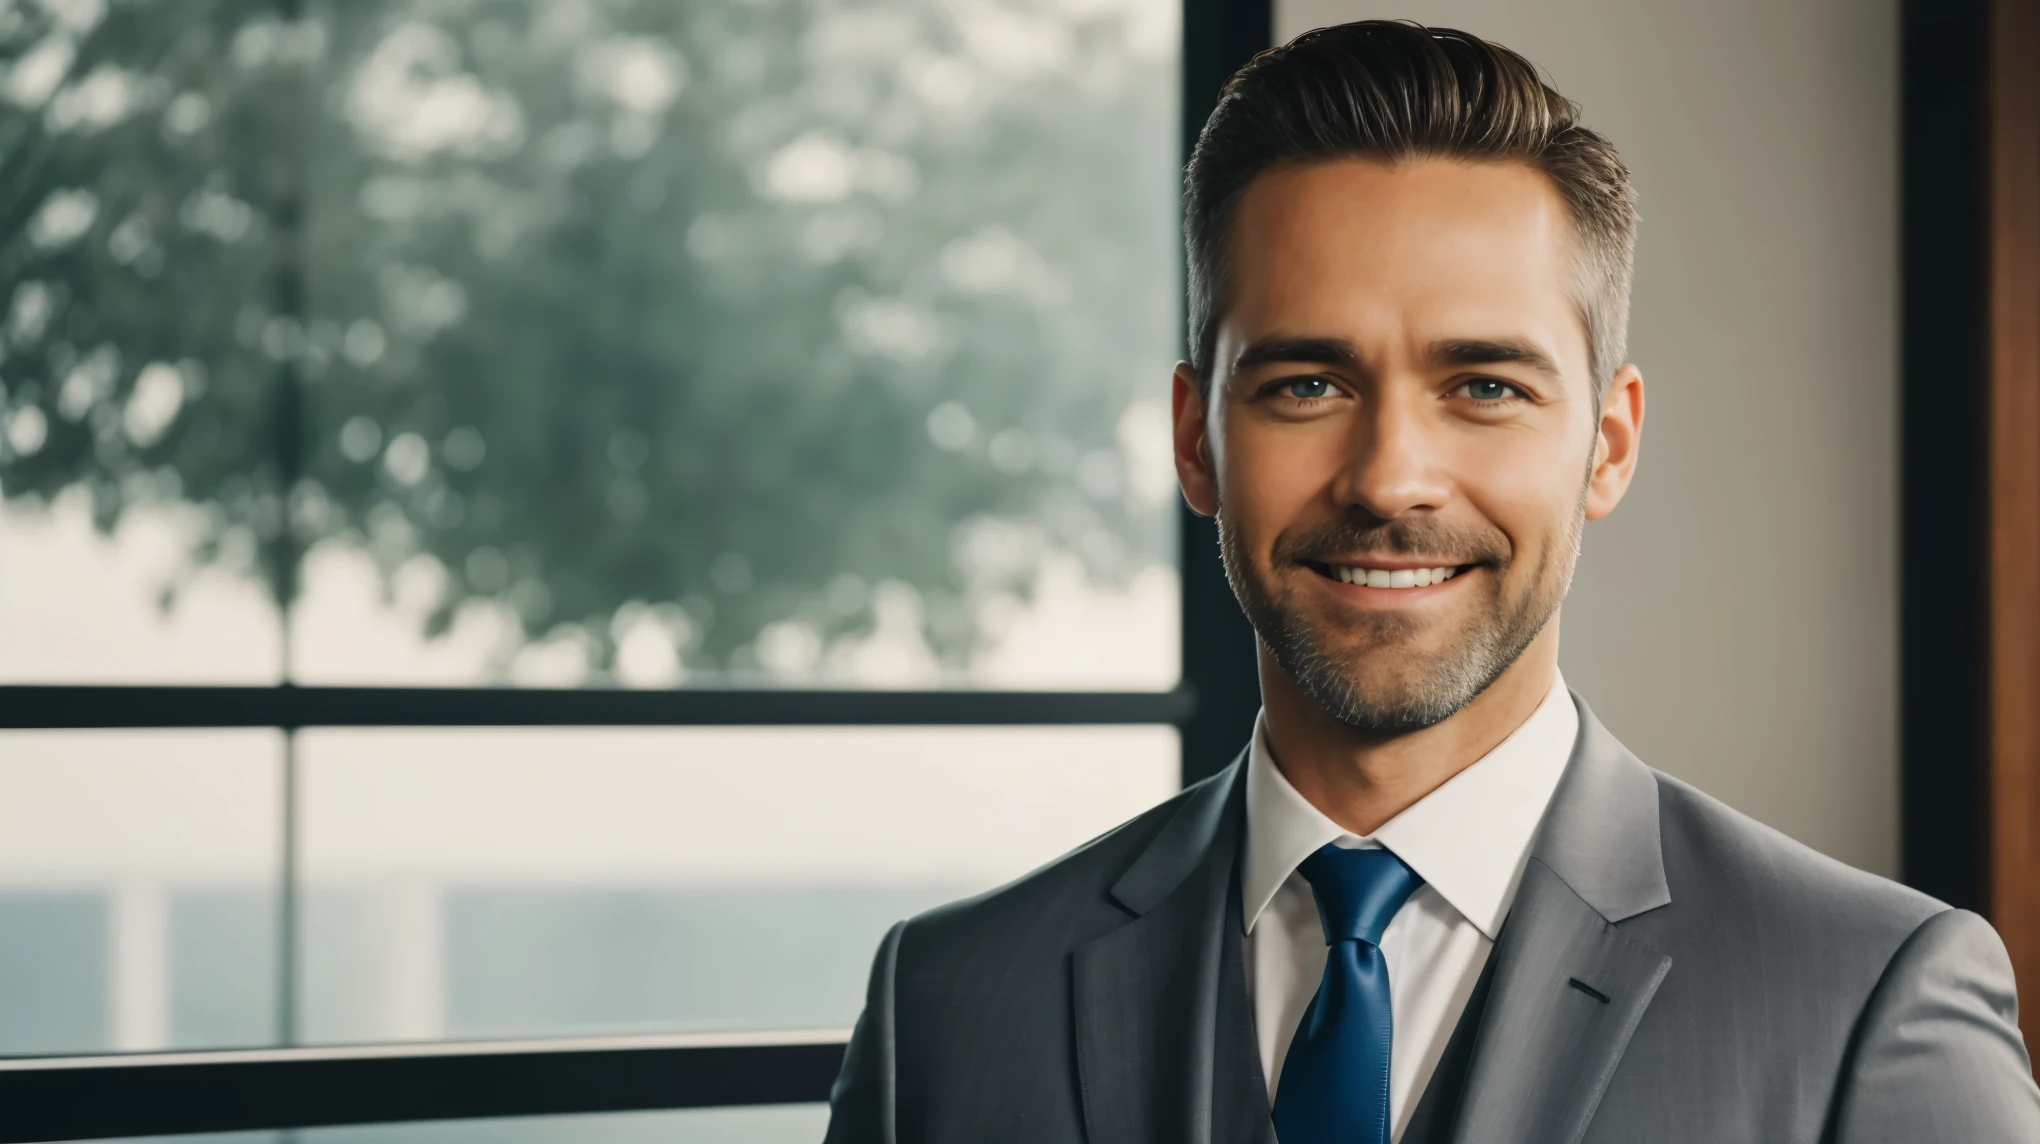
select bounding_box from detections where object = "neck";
[1258,621,1561,837]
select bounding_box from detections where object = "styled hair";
[1184,20,1638,390]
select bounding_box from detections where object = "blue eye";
[1462,378,1515,401]
[1285,378,1332,399]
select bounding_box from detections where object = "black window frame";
[0,0,1270,1137]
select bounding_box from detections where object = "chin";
[1319,616,1458,663]
[1339,663,1456,707]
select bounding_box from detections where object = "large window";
[0,0,1256,1138]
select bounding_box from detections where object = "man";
[824,21,2040,1143]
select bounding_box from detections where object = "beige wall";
[1274,0,1901,875]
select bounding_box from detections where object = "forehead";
[1223,157,1588,375]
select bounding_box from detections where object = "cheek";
[1451,430,1583,553]
[1218,420,1345,549]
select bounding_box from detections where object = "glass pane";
[297,725,1176,1043]
[0,730,283,1055]
[288,0,1183,689]
[0,2,288,682]
[90,1104,828,1144]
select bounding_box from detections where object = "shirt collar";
[1241,671,1580,941]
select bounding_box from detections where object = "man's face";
[1174,158,1639,732]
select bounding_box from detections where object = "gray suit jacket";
[823,695,2040,1142]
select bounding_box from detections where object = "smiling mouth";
[1305,561,1470,589]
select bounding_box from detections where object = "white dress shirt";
[1242,672,1579,1142]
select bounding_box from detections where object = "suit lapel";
[1446,695,1675,1144]
[1212,871,1281,1144]
[1074,757,1272,1144]
[1445,861,1671,1143]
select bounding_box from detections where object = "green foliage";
[0,0,1179,679]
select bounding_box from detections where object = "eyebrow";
[1431,337,1564,380]
[1230,336,1360,375]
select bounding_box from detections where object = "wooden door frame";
[1984,0,2040,1012]
[1902,0,2040,1024]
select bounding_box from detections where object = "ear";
[1584,364,1645,521]
[1173,362,1220,517]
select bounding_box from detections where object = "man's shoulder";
[1591,757,2040,1132]
[892,767,1228,973]
[1645,766,1945,951]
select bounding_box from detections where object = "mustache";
[1273,515,1512,568]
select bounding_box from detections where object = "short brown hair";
[1185,20,1638,390]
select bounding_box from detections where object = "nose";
[1332,391,1452,519]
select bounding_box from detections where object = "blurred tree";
[0,0,1179,682]
[0,0,297,607]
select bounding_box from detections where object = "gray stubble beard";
[1214,478,1588,735]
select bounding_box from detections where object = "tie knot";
[1296,844,1422,946]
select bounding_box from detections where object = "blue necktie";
[1272,844,1423,1144]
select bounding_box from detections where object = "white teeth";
[1331,565,1461,588]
